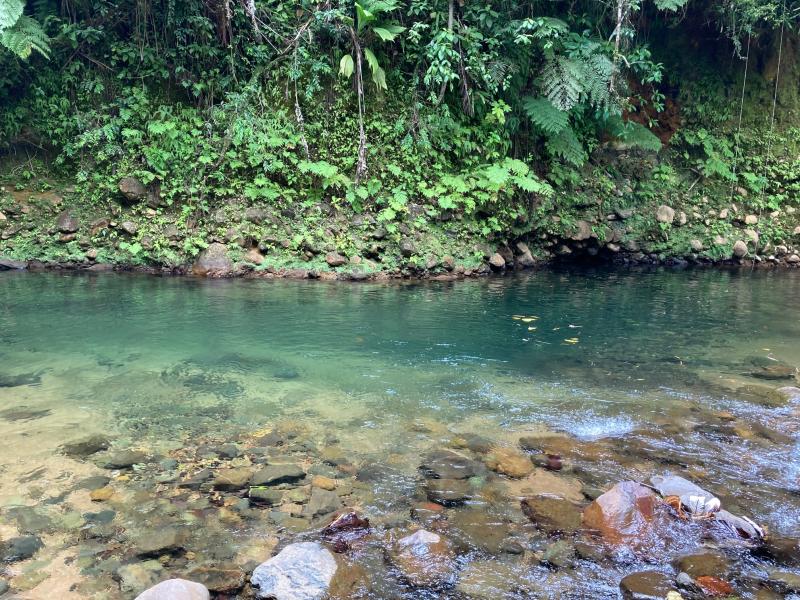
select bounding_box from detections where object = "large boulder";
[135,579,210,600]
[388,530,457,589]
[119,177,148,203]
[570,220,593,241]
[732,240,748,258]
[521,495,582,534]
[0,258,26,270]
[582,481,670,549]
[656,205,675,224]
[56,210,80,233]
[192,243,233,277]
[251,542,337,600]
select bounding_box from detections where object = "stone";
[56,210,80,233]
[733,240,748,258]
[325,252,347,267]
[244,207,267,223]
[193,243,233,277]
[450,432,493,454]
[425,478,472,506]
[489,253,505,270]
[420,449,481,480]
[484,446,533,478]
[656,205,675,224]
[400,240,416,258]
[0,258,26,270]
[690,239,704,252]
[764,536,800,566]
[718,208,729,219]
[583,481,669,547]
[540,539,576,568]
[673,552,730,578]
[1,536,43,562]
[245,248,264,264]
[74,475,111,491]
[695,576,733,596]
[303,487,341,518]
[311,476,336,491]
[212,467,253,491]
[252,464,305,486]
[768,569,800,592]
[389,530,457,589]
[521,495,582,534]
[787,254,800,263]
[750,364,796,380]
[0,580,7,596]
[571,220,593,241]
[102,449,148,469]
[119,177,148,203]
[60,434,111,458]
[118,561,165,595]
[517,250,536,268]
[90,486,114,501]
[456,561,533,599]
[448,508,511,554]
[135,579,210,600]
[249,488,283,507]
[120,220,139,235]
[515,468,584,503]
[134,527,184,556]
[620,571,676,600]
[251,542,337,600]
[187,566,245,594]
[649,475,719,515]
[744,214,758,225]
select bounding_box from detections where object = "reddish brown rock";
[583,481,670,548]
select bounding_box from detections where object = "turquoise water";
[0,269,799,598]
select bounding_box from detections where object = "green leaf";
[522,96,569,135]
[339,53,354,79]
[364,47,387,90]
[373,26,402,42]
[355,2,374,32]
[654,0,688,11]
[0,0,23,30]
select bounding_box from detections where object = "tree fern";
[1,14,49,58]
[607,116,662,152]
[546,127,587,166]
[0,0,23,30]
[540,56,583,111]
[522,96,569,135]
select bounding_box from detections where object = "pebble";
[134,578,209,600]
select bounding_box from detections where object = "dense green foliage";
[1,0,799,269]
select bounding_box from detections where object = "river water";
[0,269,798,598]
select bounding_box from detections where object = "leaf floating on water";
[552,327,561,331]
[568,324,582,328]
[512,315,523,320]
[564,337,579,344]
[521,317,539,323]
[527,327,537,331]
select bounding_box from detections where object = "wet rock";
[516,468,584,503]
[56,210,80,233]
[449,508,511,554]
[119,177,148,203]
[762,536,800,566]
[1,535,43,562]
[388,529,457,589]
[738,384,792,407]
[695,576,733,596]
[251,542,337,600]
[540,539,576,568]
[178,469,212,490]
[252,464,305,486]
[249,488,282,507]
[450,432,493,454]
[212,467,254,491]
[521,495,582,534]
[620,571,676,600]
[733,240,748,258]
[420,449,481,480]
[673,552,730,578]
[530,453,563,471]
[303,488,341,519]
[102,449,148,469]
[193,243,233,277]
[322,512,370,552]
[60,434,111,459]
[133,527,185,556]
[750,364,796,380]
[0,580,7,596]
[117,561,165,596]
[90,486,114,501]
[325,252,347,267]
[311,476,336,491]
[571,220,593,240]
[489,253,505,270]
[134,578,210,600]
[767,570,800,592]
[187,566,245,594]
[777,386,800,403]
[74,475,111,491]
[583,481,669,547]
[0,258,26,270]
[484,446,533,478]
[425,478,472,506]
[711,509,763,540]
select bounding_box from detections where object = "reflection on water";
[0,268,798,599]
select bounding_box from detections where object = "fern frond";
[546,127,587,166]
[1,15,50,58]
[0,0,23,30]
[607,117,662,152]
[522,96,569,135]
[540,56,583,111]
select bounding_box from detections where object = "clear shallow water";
[0,269,799,599]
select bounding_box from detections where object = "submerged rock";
[134,578,210,600]
[252,464,305,486]
[425,478,472,506]
[420,449,481,480]
[303,488,341,519]
[60,434,111,459]
[1,536,43,563]
[251,542,337,600]
[102,449,148,469]
[521,495,582,534]
[620,571,676,600]
[673,552,730,578]
[187,566,245,594]
[484,446,533,478]
[133,527,185,556]
[212,467,254,491]
[750,364,796,380]
[388,529,457,589]
[249,488,283,507]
